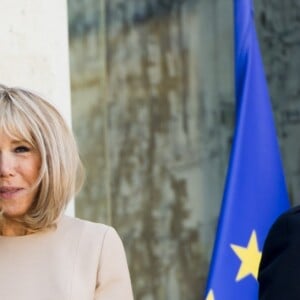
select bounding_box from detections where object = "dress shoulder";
[61,215,110,234]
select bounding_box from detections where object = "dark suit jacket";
[258,205,300,299]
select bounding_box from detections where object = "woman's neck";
[0,220,27,236]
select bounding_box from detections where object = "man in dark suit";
[258,205,300,299]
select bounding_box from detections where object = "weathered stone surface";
[68,0,234,299]
[254,0,300,206]
[106,0,234,299]
[68,0,110,223]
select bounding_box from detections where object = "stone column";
[0,0,74,215]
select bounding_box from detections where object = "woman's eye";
[14,146,30,153]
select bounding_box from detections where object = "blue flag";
[204,1,290,299]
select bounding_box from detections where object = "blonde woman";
[0,84,134,300]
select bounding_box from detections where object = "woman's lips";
[0,187,23,200]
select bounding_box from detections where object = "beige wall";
[0,0,71,121]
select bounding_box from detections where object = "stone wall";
[69,0,234,299]
[254,0,300,206]
[104,1,233,299]
[68,0,300,299]
[69,0,110,223]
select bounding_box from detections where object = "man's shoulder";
[277,205,300,221]
[271,205,300,235]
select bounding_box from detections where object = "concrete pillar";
[0,0,74,215]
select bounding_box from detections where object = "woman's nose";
[0,153,16,177]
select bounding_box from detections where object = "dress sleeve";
[258,211,300,299]
[94,226,134,300]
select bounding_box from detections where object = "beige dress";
[0,215,134,300]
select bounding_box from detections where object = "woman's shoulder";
[59,215,127,266]
[59,215,113,239]
[61,215,110,231]
[59,215,123,247]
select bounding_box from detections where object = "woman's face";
[0,130,41,217]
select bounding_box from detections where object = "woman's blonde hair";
[0,84,84,232]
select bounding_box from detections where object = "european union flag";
[204,0,290,299]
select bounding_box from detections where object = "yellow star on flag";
[205,290,215,300]
[230,230,262,281]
